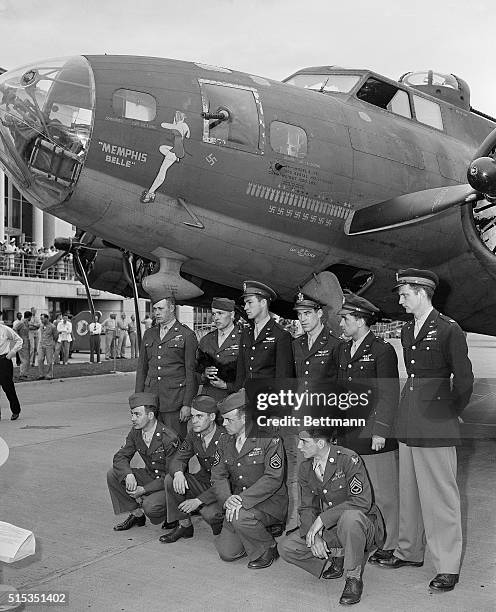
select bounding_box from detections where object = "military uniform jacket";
[336,331,400,455]
[395,309,474,447]
[298,445,384,546]
[113,423,180,493]
[235,318,294,390]
[135,321,199,412]
[210,425,289,522]
[196,327,241,400]
[168,424,227,505]
[293,326,341,386]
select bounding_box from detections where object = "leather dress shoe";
[247,545,279,569]
[368,548,394,565]
[161,519,179,530]
[322,556,344,579]
[113,513,146,531]
[159,524,194,543]
[377,555,423,568]
[429,573,459,592]
[339,577,363,605]
[11,412,20,421]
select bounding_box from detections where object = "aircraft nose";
[0,55,94,210]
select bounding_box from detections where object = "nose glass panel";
[0,56,94,209]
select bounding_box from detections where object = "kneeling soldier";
[160,394,226,543]
[107,392,180,531]
[278,430,384,606]
[211,389,288,569]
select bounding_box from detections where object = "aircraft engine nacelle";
[462,199,496,281]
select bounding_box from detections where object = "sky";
[0,0,495,114]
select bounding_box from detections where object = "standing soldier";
[128,314,138,359]
[102,313,117,360]
[160,394,226,543]
[38,314,58,379]
[211,389,288,570]
[88,314,102,364]
[235,280,294,390]
[197,297,241,402]
[116,313,128,359]
[378,269,473,594]
[135,294,198,437]
[336,293,400,566]
[292,289,341,387]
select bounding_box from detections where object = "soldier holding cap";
[234,280,294,390]
[336,293,400,566]
[107,393,180,531]
[196,298,241,401]
[378,269,473,593]
[293,290,341,386]
[160,395,226,543]
[135,293,198,438]
[211,389,288,569]
[278,429,384,606]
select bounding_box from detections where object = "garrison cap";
[191,394,218,414]
[393,268,439,290]
[151,292,175,306]
[129,392,158,409]
[338,293,380,317]
[211,297,235,312]
[294,290,323,310]
[241,280,277,301]
[218,389,247,415]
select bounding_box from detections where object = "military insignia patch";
[269,452,282,469]
[349,475,363,495]
[272,437,280,445]
[213,450,220,466]
[179,440,188,451]
[351,455,360,465]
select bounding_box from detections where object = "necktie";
[314,462,324,481]
[201,436,207,451]
[414,320,421,338]
[253,325,259,339]
[236,436,244,452]
[160,324,168,340]
[350,342,357,357]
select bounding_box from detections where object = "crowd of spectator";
[0,238,74,279]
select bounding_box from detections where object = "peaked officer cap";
[338,293,380,317]
[241,281,277,301]
[393,268,439,290]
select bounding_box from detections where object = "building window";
[112,90,157,122]
[412,95,444,130]
[270,122,308,158]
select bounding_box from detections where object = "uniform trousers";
[38,345,54,377]
[105,332,117,358]
[395,442,462,574]
[278,509,375,576]
[117,332,127,358]
[0,356,21,416]
[106,467,166,524]
[215,507,277,562]
[362,450,399,550]
[164,473,224,524]
[18,341,30,375]
[129,331,137,359]
[89,334,101,363]
[159,410,186,439]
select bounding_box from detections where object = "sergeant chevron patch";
[269,452,282,469]
[349,475,363,495]
[213,450,220,466]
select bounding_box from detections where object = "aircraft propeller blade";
[40,250,66,272]
[344,184,478,236]
[345,125,496,236]
[72,250,96,320]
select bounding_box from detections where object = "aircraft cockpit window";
[285,74,360,93]
[356,78,411,118]
[199,80,263,153]
[112,89,156,122]
[412,95,444,130]
[270,122,307,158]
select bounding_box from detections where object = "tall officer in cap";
[211,389,288,569]
[234,281,294,390]
[160,394,226,543]
[336,293,400,566]
[378,269,473,593]
[107,393,180,531]
[293,290,341,386]
[196,298,241,401]
[135,293,198,438]
[278,429,384,606]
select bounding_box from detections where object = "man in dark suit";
[135,294,198,437]
[196,297,241,401]
[378,269,474,594]
[107,393,180,531]
[278,429,384,606]
[211,389,289,570]
[335,293,400,566]
[160,394,226,543]
[234,280,294,390]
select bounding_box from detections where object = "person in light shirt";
[55,313,72,366]
[88,314,102,364]
[0,321,23,419]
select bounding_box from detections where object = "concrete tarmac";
[0,334,495,611]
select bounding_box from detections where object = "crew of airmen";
[108,269,473,606]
